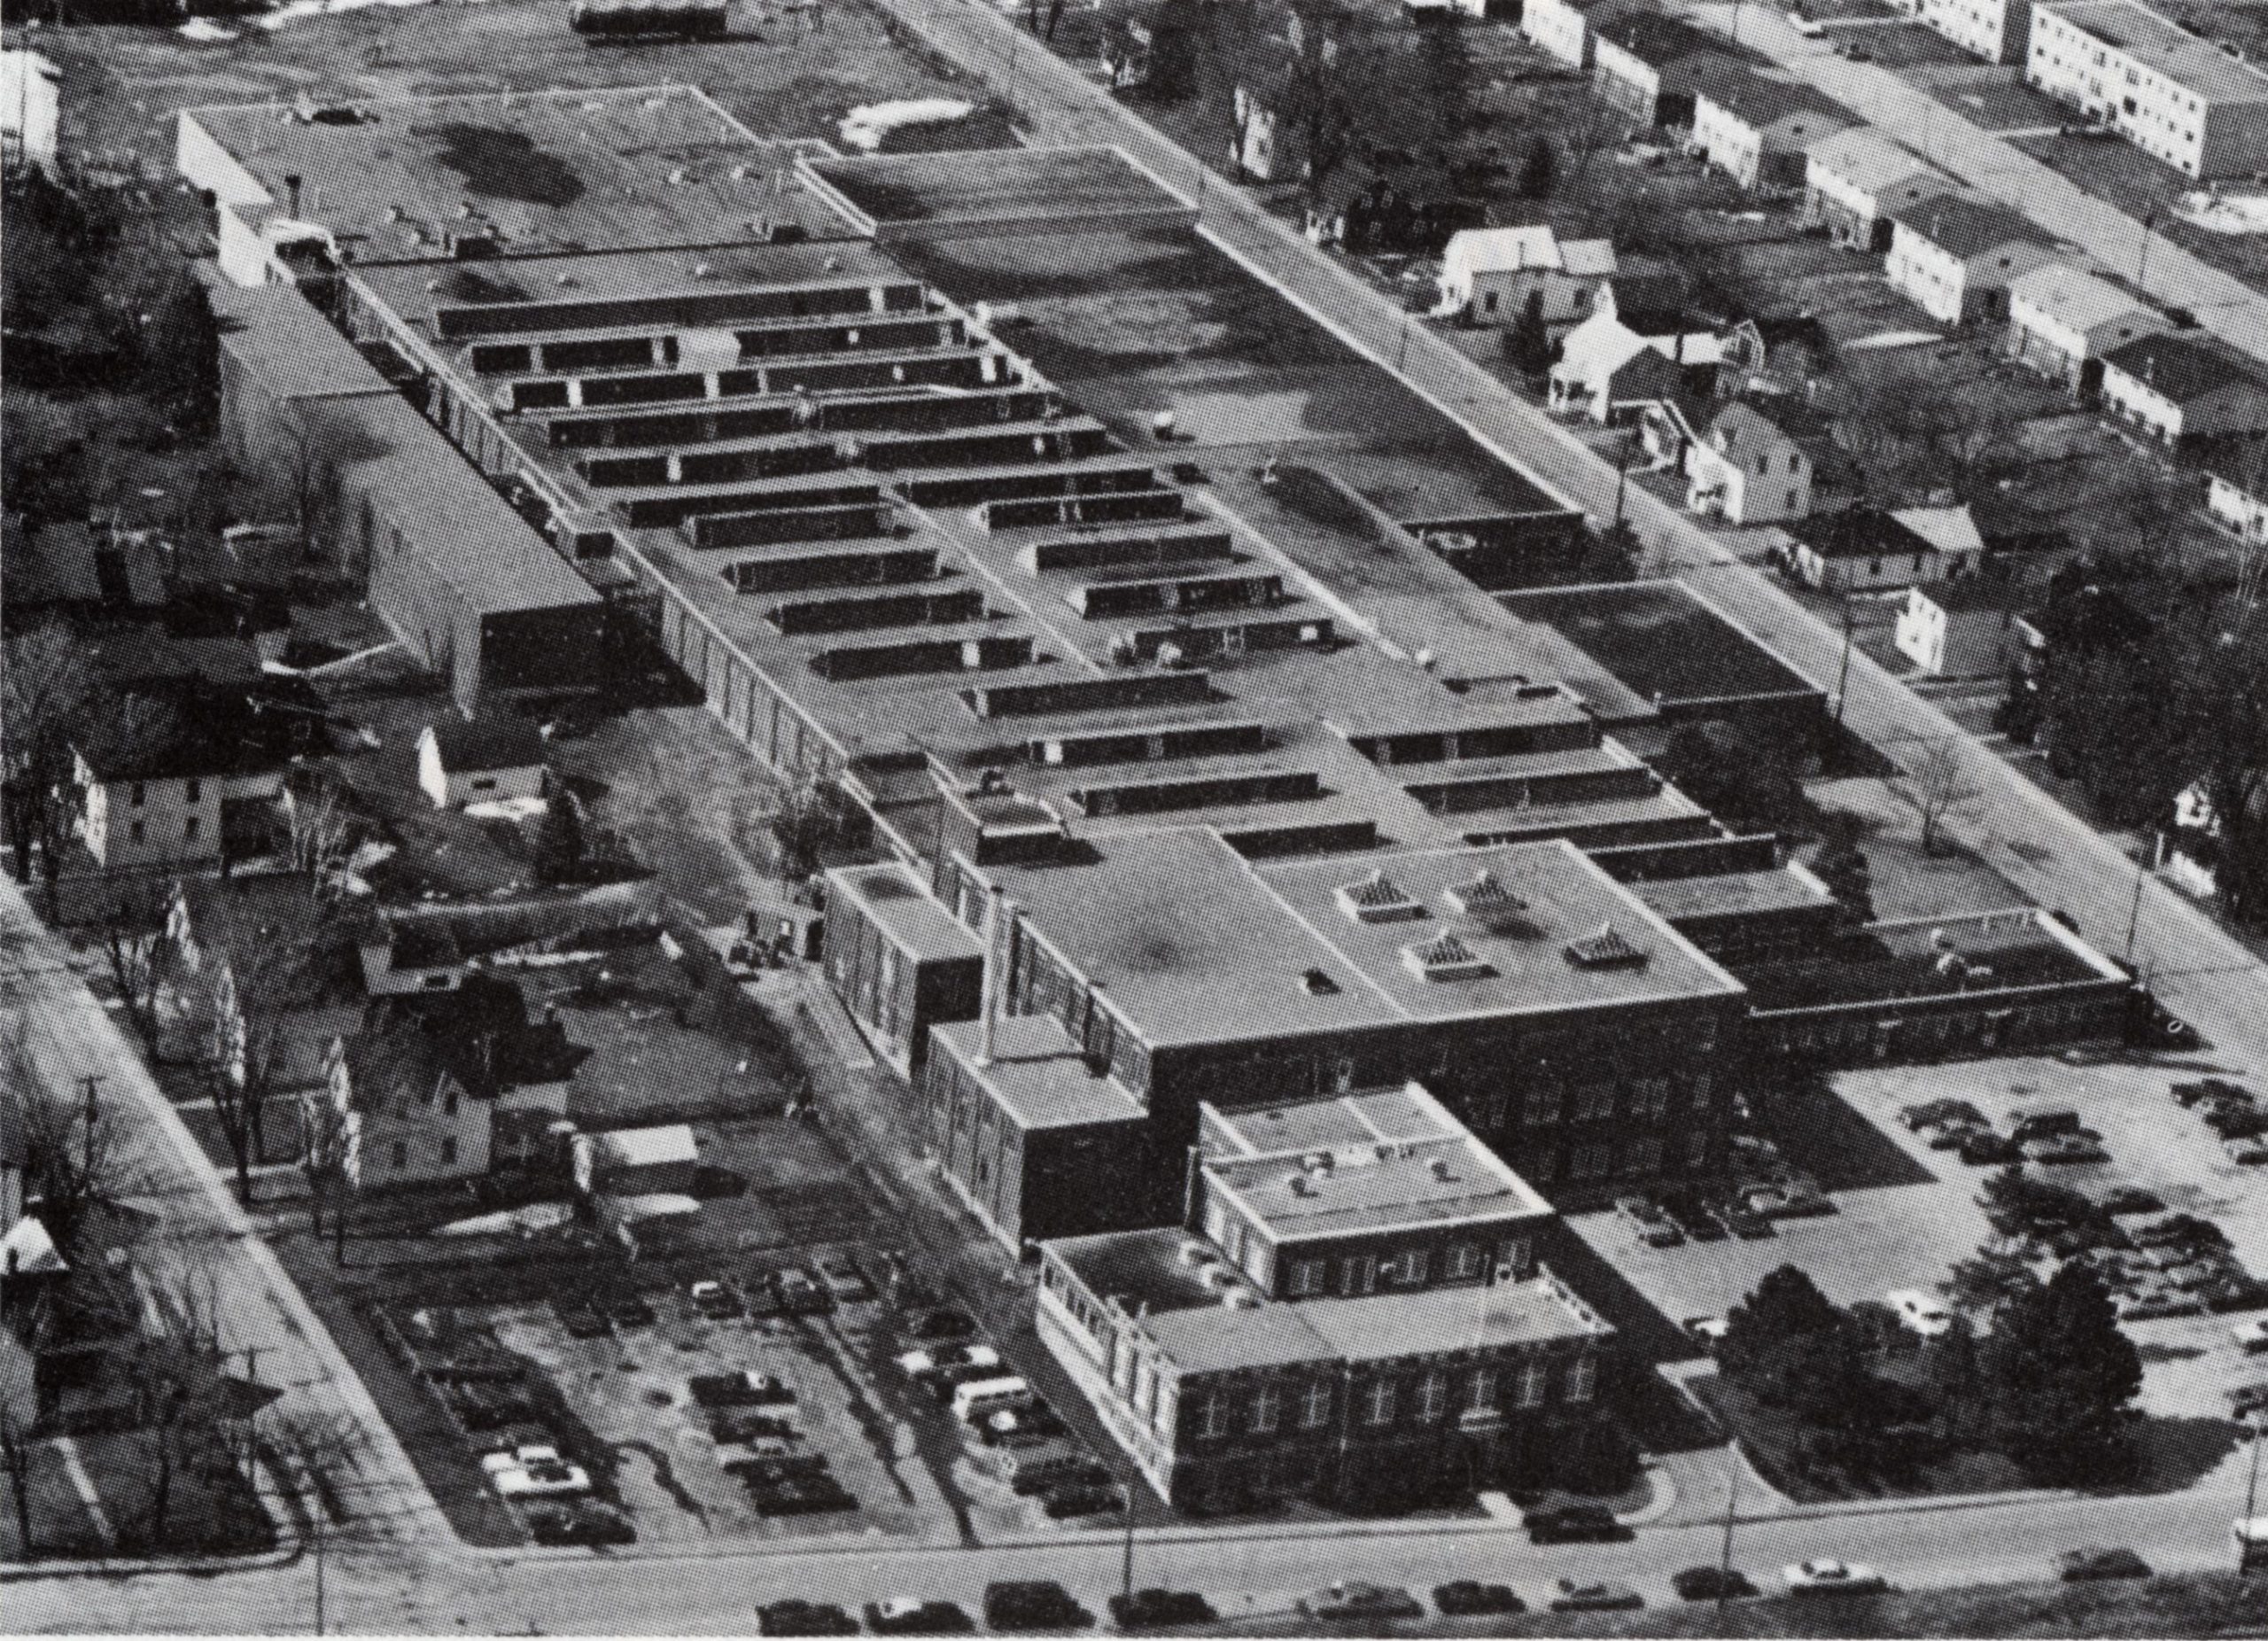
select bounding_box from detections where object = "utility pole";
[1395,314,1411,375]
[312,1503,326,1637]
[2240,1409,2265,1577]
[2123,856,2148,964]
[1118,1482,1137,1599]
[1833,595,1857,726]
[1714,1445,1744,1635]
[2137,208,2159,299]
[1612,429,1635,530]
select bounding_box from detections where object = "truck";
[570,0,729,42]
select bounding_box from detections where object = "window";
[441,1137,458,1166]
[1571,1143,1612,1180]
[183,816,200,843]
[1689,1073,1713,1109]
[130,782,146,807]
[1573,1084,1615,1122]
[470,777,496,792]
[1301,1382,1332,1429]
[1687,1131,1713,1169]
[1198,1394,1230,1440]
[1524,1085,1562,1125]
[1567,1357,1598,1404]
[1631,1077,1671,1118]
[1498,1236,1534,1280]
[1363,1380,1396,1427]
[390,1140,408,1170]
[1252,1386,1281,1435]
[1289,1258,1325,1296]
[443,1088,458,1117]
[1622,1135,1664,1174]
[129,820,146,845]
[1466,1370,1497,1412]
[1341,1256,1378,1295]
[1398,1248,1429,1286]
[1418,1373,1449,1423]
[1517,1361,1549,1409]
[1446,1242,1483,1280]
[184,780,201,805]
[1483,292,1498,315]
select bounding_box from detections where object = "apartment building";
[1886,193,2063,325]
[2005,262,2172,395]
[2028,0,2268,177]
[1917,0,2032,64]
[1802,128,1956,251]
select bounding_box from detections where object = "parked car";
[1615,1194,1682,1248]
[481,1444,592,1499]
[2024,1134,2110,1165]
[2228,1381,2268,1419]
[523,1499,633,1546]
[1660,1192,1728,1241]
[2172,1078,2246,1108]
[1955,1130,2023,1166]
[750,1474,858,1516]
[1044,1485,1124,1519]
[866,1599,974,1634]
[912,1308,978,1342]
[1300,1583,1422,1622]
[1784,1559,1887,1595]
[756,1600,860,1637]
[897,1343,1001,1381]
[689,1371,793,1408]
[598,1291,656,1328]
[2224,1137,2268,1166]
[775,1269,835,1315]
[984,1582,1092,1631]
[2096,1186,2166,1217]
[552,1297,610,1339]
[1433,1580,1523,1616]
[1720,1198,1776,1239]
[1887,1289,1955,1338]
[688,1279,743,1320]
[1685,1315,1729,1350]
[1901,1099,1985,1132]
[1842,43,1874,60]
[1551,1580,1643,1613]
[1109,1590,1216,1629]
[2058,1546,2150,1582]
[1923,1120,1989,1151]
[2233,1319,2268,1354]
[1525,1502,1630,1543]
[1673,1567,1758,1602]
[815,1251,875,1303]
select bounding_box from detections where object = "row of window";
[1465,1073,1707,1132]
[1777,997,2112,1054]
[1278,1237,1527,1298]
[127,780,201,806]
[1185,1355,1598,1442]
[1528,1129,1710,1184]
[123,817,199,847]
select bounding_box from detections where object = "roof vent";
[1565,923,1649,969]
[1336,869,1425,924]
[1301,1151,1333,1174]
[1301,968,1340,996]
[1200,1264,1239,1291]
[1403,931,1493,983]
[1431,1157,1457,1182]
[1223,1288,1262,1309]
[1447,870,1524,915]
[1289,1175,1317,1197]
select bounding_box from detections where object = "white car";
[1788,12,1826,35]
[895,1343,1001,1380]
[1784,1559,1886,1595]
[2234,1319,2268,1355]
[481,1444,592,1499]
[1886,1289,1955,1337]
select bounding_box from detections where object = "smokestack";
[977,883,1005,1065]
[285,173,303,218]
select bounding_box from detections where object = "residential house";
[572,1124,699,1197]
[2159,775,2264,904]
[1917,0,2032,64]
[417,718,548,810]
[1683,394,1841,526]
[1688,64,1852,190]
[1893,576,2042,676]
[1588,14,1732,128]
[1440,226,1618,330]
[1885,194,2062,326]
[74,679,310,873]
[1519,0,1602,69]
[1803,128,1954,251]
[2016,576,2154,661]
[315,976,579,1189]
[1890,504,1987,575]
[1548,315,1713,424]
[2208,471,2268,543]
[2006,263,2172,396]
[1789,507,1953,592]
[355,914,470,996]
[1099,17,1153,90]
[2028,0,2268,179]
[2099,334,2268,449]
[0,517,171,619]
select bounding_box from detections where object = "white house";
[1683,396,1837,526]
[0,49,61,175]
[2209,471,2268,542]
[1790,508,1952,592]
[1884,194,2061,326]
[2158,774,2264,903]
[1916,0,2031,64]
[2006,263,2171,396]
[1547,314,1702,424]
[1688,66,1852,191]
[74,726,291,873]
[1439,225,1617,328]
[572,1124,699,1198]
[2099,335,2268,447]
[1803,128,1954,252]
[1519,0,1593,68]
[356,914,469,996]
[1892,578,2040,676]
[418,719,548,810]
[2028,0,2268,179]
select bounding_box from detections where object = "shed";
[573,1124,700,1198]
[418,719,548,809]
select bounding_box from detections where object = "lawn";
[1684,1373,2029,1505]
[0,1431,276,1563]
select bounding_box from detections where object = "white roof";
[1890,505,1986,557]
[586,1124,698,1169]
[2009,263,2158,334]
[0,1214,66,1278]
[1806,127,1940,194]
[1560,237,1619,277]
[600,1192,701,1223]
[1446,225,1560,274]
[1554,314,1657,384]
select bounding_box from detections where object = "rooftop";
[827,860,986,965]
[1495,580,1821,709]
[426,717,547,773]
[1888,192,2059,260]
[1731,910,2125,1012]
[1689,60,1852,139]
[1202,1083,1463,1156]
[2008,263,2164,335]
[1632,865,1838,923]
[585,1124,699,1169]
[1805,128,1949,196]
[2101,332,2268,402]
[183,87,844,258]
[799,146,1190,237]
[1800,507,1942,561]
[930,1015,1148,1132]
[209,279,399,403]
[2040,1,2268,105]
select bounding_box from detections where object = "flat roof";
[1632,866,1837,922]
[210,279,398,402]
[2008,262,2162,334]
[931,1015,1148,1132]
[2040,2,2268,105]
[2102,333,2268,401]
[186,88,847,257]
[1301,1278,1608,1363]
[1806,127,1948,194]
[1496,581,1821,708]
[828,860,985,964]
[1888,192,2059,260]
[801,146,1188,233]
[1205,1084,1462,1156]
[1732,910,2124,1012]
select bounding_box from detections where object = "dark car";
[1551,1579,1643,1613]
[865,1600,974,1635]
[750,1475,858,1516]
[815,1251,876,1303]
[524,1500,634,1546]
[552,1297,610,1339]
[985,1582,1093,1632]
[1660,1193,1728,1241]
[687,1279,743,1320]
[1956,1130,2023,1166]
[775,1270,835,1316]
[598,1291,656,1328]
[1525,1502,1631,1544]
[913,1308,978,1342]
[1901,1098,1984,1132]
[756,1600,860,1637]
[2058,1546,2151,1582]
[1044,1485,1125,1519]
[1721,1201,1776,1240]
[1300,1583,1423,1622]
[1109,1590,1216,1629]
[1673,1567,1758,1602]
[1433,1580,1524,1615]
[2097,1186,2166,1217]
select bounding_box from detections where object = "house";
[2016,577,2154,659]
[315,976,579,1189]
[1,48,61,175]
[1890,504,1987,575]
[1519,0,1600,68]
[2208,471,2268,543]
[2158,774,2265,905]
[1885,194,2062,326]
[1547,315,1712,424]
[1893,576,2042,676]
[73,680,307,873]
[1688,64,1852,190]
[1099,16,1153,90]
[418,719,548,810]
[1789,507,1953,592]
[2006,264,2172,396]
[2029,0,2268,179]
[1916,0,2032,64]
[1588,14,1730,128]
[2098,334,2268,449]
[1683,394,1841,525]
[1439,226,1618,329]
[572,1124,699,1197]
[355,914,469,996]
[0,518,171,618]
[1596,276,1729,362]
[1803,128,1955,251]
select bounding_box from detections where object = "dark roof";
[371,917,466,969]
[2023,583,2153,650]
[338,1021,456,1116]
[350,974,582,1107]
[1594,12,1726,68]
[427,717,547,774]
[74,676,321,782]
[1716,393,1837,447]
[2101,334,2268,403]
[1800,508,1937,562]
[1888,194,2057,260]
[0,1080,25,1172]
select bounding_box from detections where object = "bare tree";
[300,1083,353,1261]
[0,1405,34,1559]
[286,785,357,903]
[2,622,93,890]
[1282,38,1355,197]
[9,1027,129,1269]
[1892,737,1984,857]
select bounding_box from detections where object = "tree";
[287,783,357,899]
[1504,289,1551,377]
[301,1086,353,1256]
[1938,1241,2041,1318]
[1979,1265,2142,1485]
[769,776,843,882]
[532,788,586,886]
[2164,620,2268,927]
[1145,0,1202,100]
[0,1405,33,1559]
[144,276,221,437]
[1718,1265,1872,1427]
[1517,135,1556,200]
[2,622,94,887]
[1658,719,1804,834]
[11,1028,131,1269]
[0,431,89,529]
[1282,40,1355,196]
[1891,737,1981,857]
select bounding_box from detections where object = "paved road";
[1677,0,2268,360]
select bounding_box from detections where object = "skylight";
[1402,931,1493,983]
[1447,869,1524,915]
[1336,868,1425,923]
[1565,922,1649,969]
